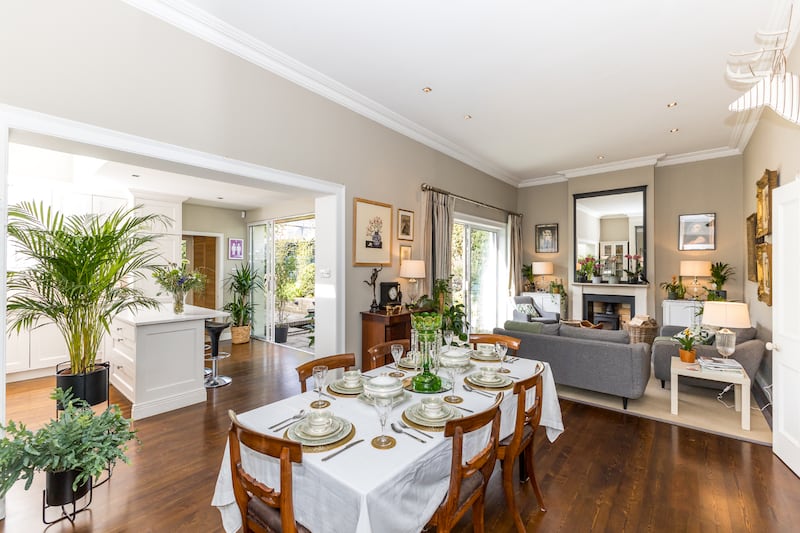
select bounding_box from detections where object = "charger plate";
[328,379,364,396]
[401,404,462,431]
[464,374,513,391]
[470,352,500,363]
[285,418,356,452]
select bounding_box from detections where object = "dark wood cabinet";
[360,311,412,370]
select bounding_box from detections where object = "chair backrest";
[366,339,411,369]
[468,333,521,353]
[504,362,545,457]
[295,353,356,392]
[437,393,503,527]
[228,410,303,533]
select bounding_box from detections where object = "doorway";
[183,234,220,309]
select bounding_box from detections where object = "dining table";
[212,353,564,533]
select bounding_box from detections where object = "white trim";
[122,0,520,187]
[518,174,567,188]
[656,147,742,167]
[559,154,666,179]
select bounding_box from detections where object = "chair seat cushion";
[499,424,533,448]
[458,471,485,508]
[248,498,310,533]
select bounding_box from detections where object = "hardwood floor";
[2,340,798,532]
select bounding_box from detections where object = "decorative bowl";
[363,375,403,399]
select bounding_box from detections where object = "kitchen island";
[109,304,228,419]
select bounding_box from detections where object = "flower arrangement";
[152,261,207,313]
[624,253,643,279]
[578,255,597,278]
[676,328,696,351]
[659,276,686,299]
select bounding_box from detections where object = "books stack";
[697,356,743,372]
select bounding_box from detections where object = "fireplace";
[582,294,635,330]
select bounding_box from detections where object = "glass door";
[451,219,501,333]
[249,221,274,340]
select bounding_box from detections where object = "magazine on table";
[697,355,743,372]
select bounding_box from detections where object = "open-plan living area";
[1,1,800,532]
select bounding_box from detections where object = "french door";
[250,221,275,340]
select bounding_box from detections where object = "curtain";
[422,189,455,294]
[508,213,523,296]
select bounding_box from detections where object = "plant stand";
[42,474,92,525]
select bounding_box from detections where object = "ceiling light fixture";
[464,114,472,120]
[667,101,678,108]
[670,128,680,133]
[131,174,140,178]
[216,196,224,200]
[596,155,605,160]
[422,86,432,93]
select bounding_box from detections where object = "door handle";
[766,342,779,351]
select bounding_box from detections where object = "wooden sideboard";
[360,311,412,370]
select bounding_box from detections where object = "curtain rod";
[421,183,522,218]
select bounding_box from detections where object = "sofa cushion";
[515,302,540,319]
[731,327,757,343]
[503,320,544,335]
[671,326,715,345]
[559,325,630,344]
[540,323,561,335]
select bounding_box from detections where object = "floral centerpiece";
[152,261,207,314]
[624,254,643,283]
[577,255,597,281]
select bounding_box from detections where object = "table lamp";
[399,260,426,304]
[680,260,711,300]
[532,261,554,291]
[701,301,751,357]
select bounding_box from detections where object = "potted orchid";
[624,254,644,283]
[577,255,597,282]
[152,260,207,314]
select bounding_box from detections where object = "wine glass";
[443,366,462,404]
[443,329,454,348]
[495,341,509,373]
[389,343,405,377]
[311,365,329,408]
[371,396,395,449]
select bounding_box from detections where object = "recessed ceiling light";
[596,155,605,160]
[422,86,432,93]
[464,114,472,120]
[216,196,224,200]
[670,128,680,133]
[131,174,140,178]
[667,101,678,108]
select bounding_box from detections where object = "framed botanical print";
[397,209,414,241]
[678,213,715,250]
[756,169,778,238]
[756,242,772,306]
[399,244,412,264]
[353,197,392,266]
[535,224,558,253]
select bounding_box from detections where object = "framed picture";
[353,197,392,266]
[678,213,715,250]
[756,242,772,306]
[399,245,412,264]
[535,223,558,253]
[756,169,778,238]
[397,209,414,241]
[228,238,244,260]
[379,282,401,308]
[746,213,758,282]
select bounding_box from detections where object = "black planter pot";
[56,362,109,407]
[274,325,289,343]
[46,470,91,507]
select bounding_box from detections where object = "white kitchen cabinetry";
[661,299,703,328]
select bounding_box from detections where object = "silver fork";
[463,384,494,398]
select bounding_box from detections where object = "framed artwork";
[397,209,414,241]
[756,242,772,306]
[746,213,758,282]
[399,245,412,264]
[535,223,558,253]
[228,238,244,260]
[756,169,778,238]
[353,197,392,266]
[379,282,401,308]
[678,213,715,250]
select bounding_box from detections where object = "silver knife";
[451,404,475,413]
[321,439,365,461]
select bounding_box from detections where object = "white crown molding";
[657,147,742,167]
[122,0,521,186]
[518,174,567,188]
[559,154,666,179]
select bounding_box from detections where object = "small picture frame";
[353,197,392,266]
[756,242,772,306]
[678,213,715,250]
[379,281,402,308]
[756,169,778,238]
[400,245,412,264]
[228,238,244,260]
[535,224,558,253]
[397,209,414,241]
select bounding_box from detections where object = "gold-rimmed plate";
[329,379,364,395]
[286,416,353,447]
[402,403,462,430]
[464,374,513,390]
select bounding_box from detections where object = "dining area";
[211,331,564,533]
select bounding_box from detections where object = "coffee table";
[670,358,751,430]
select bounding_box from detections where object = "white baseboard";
[130,388,206,420]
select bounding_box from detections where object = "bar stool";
[205,321,232,388]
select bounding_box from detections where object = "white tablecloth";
[212,358,563,533]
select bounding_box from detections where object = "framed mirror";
[573,186,646,283]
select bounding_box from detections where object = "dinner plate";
[357,390,410,406]
[470,351,500,362]
[329,379,364,395]
[466,373,513,388]
[293,417,344,440]
[403,403,462,428]
[287,416,353,446]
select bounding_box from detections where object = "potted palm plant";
[708,262,735,301]
[0,388,138,514]
[6,202,163,405]
[222,263,264,344]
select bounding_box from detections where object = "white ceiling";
[129,0,796,186]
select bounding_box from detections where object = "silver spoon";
[268,409,305,430]
[390,422,426,443]
[463,384,493,398]
[397,419,434,439]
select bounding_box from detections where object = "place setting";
[327,369,365,397]
[470,342,502,362]
[464,366,514,391]
[283,408,357,453]
[401,396,463,432]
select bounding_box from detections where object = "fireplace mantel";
[571,283,650,322]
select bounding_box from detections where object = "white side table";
[670,358,750,430]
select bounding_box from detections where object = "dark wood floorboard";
[2,340,798,532]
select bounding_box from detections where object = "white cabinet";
[662,300,703,327]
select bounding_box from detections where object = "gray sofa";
[494,322,651,409]
[652,325,765,391]
[511,295,559,324]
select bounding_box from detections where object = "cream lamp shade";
[679,261,712,278]
[702,301,751,357]
[532,262,554,275]
[399,260,425,279]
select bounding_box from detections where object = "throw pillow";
[503,320,544,335]
[515,303,540,320]
[672,327,715,346]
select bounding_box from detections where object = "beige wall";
[0,1,517,360]
[600,217,629,241]
[517,182,570,285]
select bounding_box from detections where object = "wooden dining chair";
[497,362,547,532]
[468,333,521,353]
[295,353,356,392]
[366,339,410,369]
[227,410,310,533]
[425,393,503,533]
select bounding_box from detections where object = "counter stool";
[205,321,232,388]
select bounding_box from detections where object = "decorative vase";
[172,290,186,315]
[592,276,602,284]
[667,290,678,300]
[679,348,696,363]
[608,275,619,284]
[410,314,443,393]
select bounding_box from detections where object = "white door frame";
[182,231,225,310]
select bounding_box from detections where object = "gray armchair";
[652,325,765,391]
[511,295,559,324]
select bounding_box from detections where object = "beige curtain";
[422,189,455,294]
[508,213,523,296]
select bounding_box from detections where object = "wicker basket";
[624,320,659,346]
